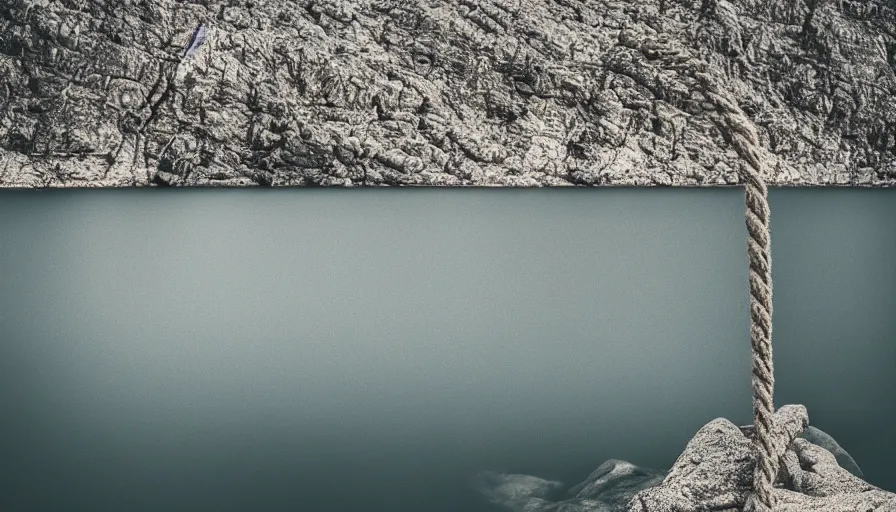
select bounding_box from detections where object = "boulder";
[475,405,895,512]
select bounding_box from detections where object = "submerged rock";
[477,466,662,512]
[565,460,666,505]
[476,405,895,512]
[474,472,566,511]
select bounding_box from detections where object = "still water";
[0,188,893,511]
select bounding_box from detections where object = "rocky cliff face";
[1,0,894,187]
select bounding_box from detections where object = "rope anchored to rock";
[700,80,777,512]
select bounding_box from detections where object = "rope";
[698,84,777,512]
[641,25,779,509]
[739,142,777,512]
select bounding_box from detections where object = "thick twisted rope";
[639,24,779,507]
[738,138,777,512]
[628,28,780,505]
[701,86,777,512]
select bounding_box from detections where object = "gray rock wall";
[1,0,895,187]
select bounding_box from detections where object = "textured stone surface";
[1,0,895,187]
[630,405,809,512]
[774,438,896,511]
[476,405,896,511]
[799,426,864,479]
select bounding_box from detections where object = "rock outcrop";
[476,405,896,511]
[1,0,895,187]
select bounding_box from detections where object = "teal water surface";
[0,188,893,511]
